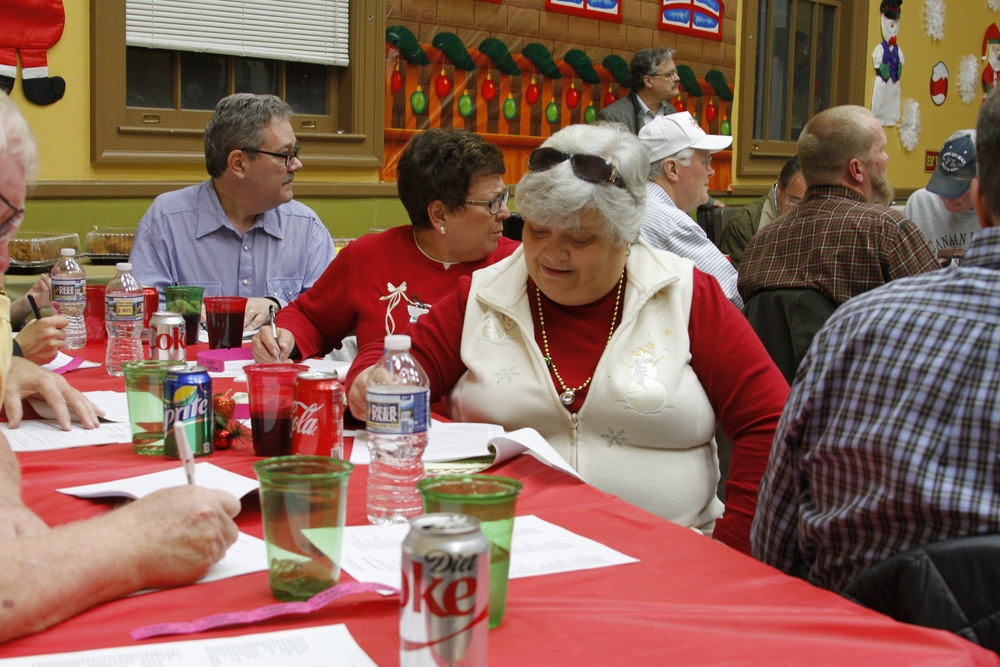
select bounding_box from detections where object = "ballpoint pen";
[26,294,42,320]
[175,426,197,485]
[269,304,279,363]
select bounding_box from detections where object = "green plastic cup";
[122,359,187,455]
[164,285,204,346]
[253,456,354,601]
[418,474,523,628]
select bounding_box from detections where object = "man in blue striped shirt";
[751,91,1000,593]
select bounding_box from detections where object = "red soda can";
[142,286,159,339]
[148,311,186,361]
[291,371,344,458]
[401,514,490,667]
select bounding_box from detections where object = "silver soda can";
[401,514,489,667]
[148,311,186,361]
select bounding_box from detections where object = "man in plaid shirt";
[738,105,937,306]
[751,93,1000,593]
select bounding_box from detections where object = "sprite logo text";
[164,385,208,424]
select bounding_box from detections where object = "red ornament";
[603,86,617,107]
[705,102,717,123]
[526,76,541,105]
[391,65,403,95]
[434,68,451,98]
[673,97,685,112]
[566,81,579,109]
[481,73,497,102]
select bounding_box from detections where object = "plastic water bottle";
[50,248,86,349]
[366,334,431,524]
[105,262,144,376]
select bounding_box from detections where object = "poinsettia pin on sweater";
[872,0,904,126]
[0,0,66,105]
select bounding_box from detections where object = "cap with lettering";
[639,112,733,163]
[926,130,977,200]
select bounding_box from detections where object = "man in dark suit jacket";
[596,47,678,134]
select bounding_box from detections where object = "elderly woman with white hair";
[347,122,788,553]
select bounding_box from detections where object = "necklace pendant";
[560,389,576,405]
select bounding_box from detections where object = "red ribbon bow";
[887,36,897,47]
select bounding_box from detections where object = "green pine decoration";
[677,65,703,97]
[602,55,631,88]
[523,44,562,80]
[564,49,601,85]
[704,70,733,101]
[478,38,522,76]
[432,33,477,71]
[386,25,430,66]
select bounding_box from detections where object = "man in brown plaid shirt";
[738,105,937,307]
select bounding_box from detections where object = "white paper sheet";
[340,515,638,591]
[134,532,269,595]
[57,462,260,500]
[28,390,130,424]
[0,624,377,667]
[2,421,133,452]
[39,350,101,373]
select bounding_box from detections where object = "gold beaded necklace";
[535,270,624,406]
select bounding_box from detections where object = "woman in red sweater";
[251,128,519,362]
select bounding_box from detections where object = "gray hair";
[204,93,293,178]
[516,122,648,246]
[648,147,695,180]
[0,92,38,179]
[629,48,676,92]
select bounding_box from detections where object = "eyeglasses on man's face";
[242,145,301,168]
[649,69,679,80]
[0,189,25,242]
[465,187,510,215]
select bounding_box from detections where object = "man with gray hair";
[130,93,335,329]
[638,112,742,308]
[597,47,679,134]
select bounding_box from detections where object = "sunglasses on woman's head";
[527,148,627,189]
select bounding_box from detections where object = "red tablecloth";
[1,342,998,665]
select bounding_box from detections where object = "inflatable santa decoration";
[983,24,1000,101]
[0,0,66,105]
[871,0,903,126]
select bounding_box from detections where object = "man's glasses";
[466,187,510,215]
[649,69,678,79]
[0,190,25,242]
[242,145,301,168]
[527,147,627,189]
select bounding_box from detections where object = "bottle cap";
[116,262,132,271]
[384,334,411,350]
[60,247,76,256]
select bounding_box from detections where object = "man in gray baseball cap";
[905,130,979,265]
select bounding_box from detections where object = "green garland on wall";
[601,55,630,88]
[704,70,733,101]
[386,25,430,66]
[523,43,563,79]
[432,33,477,71]
[564,49,602,85]
[478,38,522,76]
[677,65,703,97]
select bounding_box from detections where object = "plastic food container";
[8,232,81,273]
[85,227,135,265]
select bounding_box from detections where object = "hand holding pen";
[269,304,280,363]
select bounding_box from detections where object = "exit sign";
[925,151,939,173]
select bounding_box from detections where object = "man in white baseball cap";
[637,112,741,308]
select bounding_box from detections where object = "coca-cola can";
[401,514,489,667]
[142,286,159,338]
[148,311,186,361]
[292,371,343,458]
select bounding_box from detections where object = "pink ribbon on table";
[51,356,85,375]
[130,581,399,640]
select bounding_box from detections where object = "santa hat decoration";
[984,23,1000,60]
[930,61,949,105]
[880,0,902,19]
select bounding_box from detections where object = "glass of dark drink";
[164,285,205,346]
[245,364,309,457]
[204,296,247,349]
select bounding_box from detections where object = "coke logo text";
[151,329,186,351]
[401,558,479,617]
[291,401,320,435]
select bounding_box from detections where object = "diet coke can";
[291,371,343,458]
[148,311,186,362]
[401,514,489,667]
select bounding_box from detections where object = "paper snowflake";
[924,0,945,39]
[898,99,921,151]
[990,0,1000,12]
[959,55,979,104]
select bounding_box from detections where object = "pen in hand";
[269,304,279,363]
[175,426,197,485]
[26,294,42,320]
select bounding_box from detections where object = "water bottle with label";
[366,334,431,524]
[50,248,86,349]
[105,262,144,376]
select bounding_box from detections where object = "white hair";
[515,122,648,246]
[648,147,695,180]
[0,92,38,179]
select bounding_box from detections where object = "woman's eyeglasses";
[0,190,25,242]
[527,148,627,189]
[465,187,510,215]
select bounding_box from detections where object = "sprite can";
[163,366,214,458]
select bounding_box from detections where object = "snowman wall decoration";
[983,24,1000,101]
[871,0,904,126]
